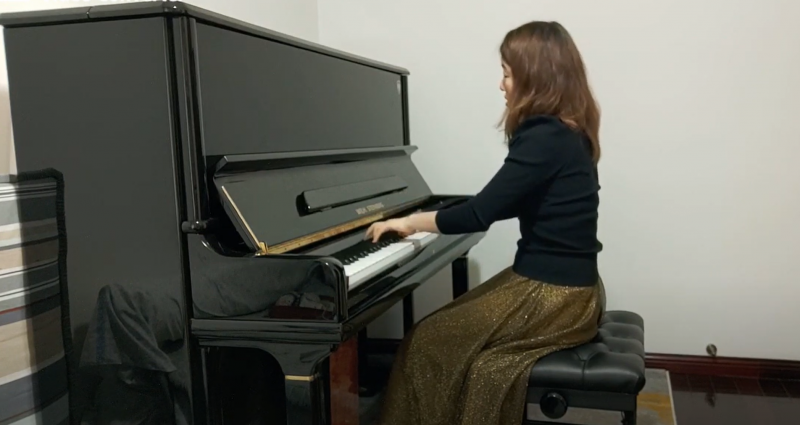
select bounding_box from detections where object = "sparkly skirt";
[378,267,605,425]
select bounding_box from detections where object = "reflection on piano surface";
[0,2,485,425]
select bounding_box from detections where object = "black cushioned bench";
[524,311,646,425]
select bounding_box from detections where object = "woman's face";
[499,62,514,105]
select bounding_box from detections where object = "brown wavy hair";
[499,21,601,163]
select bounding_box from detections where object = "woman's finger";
[372,224,385,243]
[371,227,380,242]
[367,223,381,241]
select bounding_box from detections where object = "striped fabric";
[0,170,72,425]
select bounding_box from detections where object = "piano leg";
[397,254,471,337]
[267,343,330,425]
[329,337,359,425]
[402,293,415,334]
[284,374,325,425]
[452,253,470,299]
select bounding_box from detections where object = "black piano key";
[331,234,408,267]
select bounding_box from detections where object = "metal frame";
[524,387,638,425]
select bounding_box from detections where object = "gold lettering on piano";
[356,202,385,215]
[221,187,425,255]
[269,212,388,254]
[266,199,425,254]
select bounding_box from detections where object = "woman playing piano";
[365,21,605,425]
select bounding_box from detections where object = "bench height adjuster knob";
[540,392,568,419]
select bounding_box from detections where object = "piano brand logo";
[356,202,385,215]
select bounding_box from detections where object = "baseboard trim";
[363,338,800,380]
[645,353,800,380]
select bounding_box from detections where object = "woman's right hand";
[364,217,415,243]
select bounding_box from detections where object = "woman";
[366,21,605,425]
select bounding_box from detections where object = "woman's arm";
[366,121,571,242]
[407,211,439,233]
[433,127,568,234]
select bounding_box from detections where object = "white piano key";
[344,232,440,290]
[404,231,438,247]
[346,241,415,289]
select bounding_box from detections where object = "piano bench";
[524,311,646,425]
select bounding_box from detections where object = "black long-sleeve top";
[435,115,601,287]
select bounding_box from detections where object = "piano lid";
[0,2,409,76]
[214,147,432,255]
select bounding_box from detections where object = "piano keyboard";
[339,232,439,289]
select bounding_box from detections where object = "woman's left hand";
[365,218,415,243]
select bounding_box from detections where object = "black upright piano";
[0,2,484,425]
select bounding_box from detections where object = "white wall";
[186,0,318,41]
[0,0,319,175]
[3,0,797,361]
[319,0,800,360]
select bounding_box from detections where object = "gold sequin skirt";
[378,266,605,425]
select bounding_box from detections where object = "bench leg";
[622,407,637,425]
[451,254,469,299]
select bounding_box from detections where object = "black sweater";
[435,115,601,287]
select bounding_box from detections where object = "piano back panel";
[214,152,432,254]
[193,21,407,156]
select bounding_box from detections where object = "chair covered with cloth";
[0,169,75,425]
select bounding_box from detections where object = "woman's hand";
[365,217,415,243]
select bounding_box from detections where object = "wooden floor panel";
[672,373,800,424]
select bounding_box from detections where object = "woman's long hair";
[499,21,601,163]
